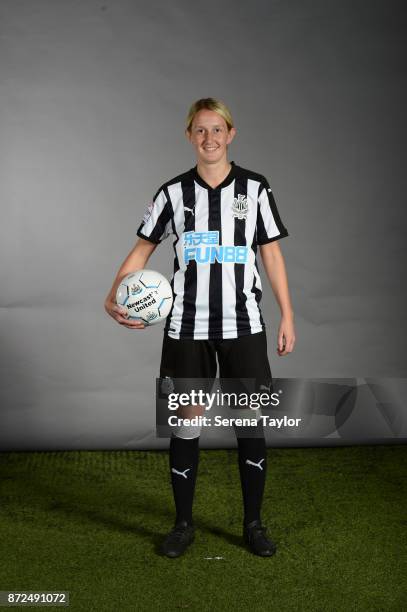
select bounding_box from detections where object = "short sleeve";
[137,188,172,244]
[256,176,289,245]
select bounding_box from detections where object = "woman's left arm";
[259,241,296,356]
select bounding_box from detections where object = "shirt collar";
[191,160,237,191]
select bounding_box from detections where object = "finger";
[279,339,294,355]
[120,320,145,328]
[284,341,293,353]
[129,320,145,327]
[126,317,145,325]
[120,317,145,326]
[116,314,133,324]
[113,305,128,317]
[277,338,289,355]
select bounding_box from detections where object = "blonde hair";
[185,98,234,133]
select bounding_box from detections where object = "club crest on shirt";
[232,194,248,220]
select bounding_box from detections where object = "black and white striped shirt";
[137,160,288,340]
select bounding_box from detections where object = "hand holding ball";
[115,270,173,326]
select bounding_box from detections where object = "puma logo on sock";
[246,458,265,471]
[171,467,191,479]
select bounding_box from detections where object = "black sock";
[169,433,200,525]
[235,429,267,526]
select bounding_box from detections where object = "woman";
[104,98,296,558]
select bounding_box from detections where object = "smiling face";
[186,109,236,165]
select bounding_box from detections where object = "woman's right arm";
[104,237,158,329]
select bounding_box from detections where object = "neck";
[196,159,232,189]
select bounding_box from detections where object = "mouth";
[203,146,219,152]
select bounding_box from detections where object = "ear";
[185,128,192,142]
[227,127,237,144]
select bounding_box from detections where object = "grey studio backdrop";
[1,0,406,450]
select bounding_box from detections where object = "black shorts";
[159,330,272,393]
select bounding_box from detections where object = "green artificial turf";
[0,445,406,612]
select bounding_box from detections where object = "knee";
[172,404,203,439]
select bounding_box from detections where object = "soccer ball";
[116,269,173,325]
